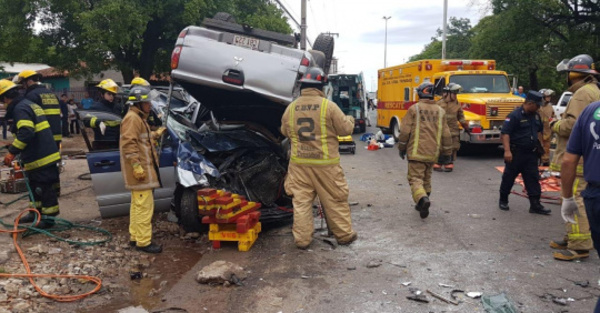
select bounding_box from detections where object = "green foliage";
[410,0,600,92]
[409,17,473,61]
[0,0,291,81]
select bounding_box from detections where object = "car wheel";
[313,34,334,74]
[180,187,207,233]
[213,12,236,23]
[392,120,401,141]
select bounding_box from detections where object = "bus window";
[434,78,446,96]
[404,87,410,101]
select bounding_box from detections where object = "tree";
[409,17,473,61]
[0,0,292,82]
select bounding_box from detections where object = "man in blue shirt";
[499,91,550,214]
[80,92,94,110]
[514,86,526,98]
[561,100,600,312]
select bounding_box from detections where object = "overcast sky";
[284,0,490,91]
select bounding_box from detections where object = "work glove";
[99,122,106,135]
[399,149,406,160]
[3,152,15,166]
[132,163,146,181]
[560,197,578,224]
[550,120,558,133]
[152,126,167,140]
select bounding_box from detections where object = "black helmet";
[127,85,158,104]
[299,67,327,85]
[556,54,598,75]
[442,82,463,94]
[417,82,434,99]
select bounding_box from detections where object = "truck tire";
[213,12,236,23]
[309,50,326,70]
[180,187,206,233]
[313,34,334,74]
[392,119,401,142]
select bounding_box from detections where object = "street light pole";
[442,0,448,59]
[383,16,391,68]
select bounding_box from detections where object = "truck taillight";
[471,127,482,134]
[300,57,310,67]
[171,46,182,69]
[178,29,188,39]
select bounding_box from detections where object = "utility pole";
[301,0,307,50]
[442,0,448,59]
[383,16,391,68]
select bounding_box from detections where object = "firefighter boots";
[136,243,162,254]
[549,239,568,250]
[433,164,443,172]
[416,196,430,219]
[529,197,551,215]
[553,249,590,261]
[444,163,454,172]
[338,232,358,246]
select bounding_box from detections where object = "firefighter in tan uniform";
[549,54,600,261]
[398,82,452,219]
[281,67,357,249]
[434,83,470,172]
[538,89,555,166]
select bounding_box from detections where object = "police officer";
[82,79,122,150]
[13,70,62,147]
[560,100,600,311]
[539,89,555,166]
[498,91,550,214]
[434,82,470,172]
[1,80,61,228]
[549,54,600,261]
[398,82,452,219]
[280,67,357,249]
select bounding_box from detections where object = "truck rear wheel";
[313,34,334,74]
[392,119,401,141]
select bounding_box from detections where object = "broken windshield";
[449,74,510,94]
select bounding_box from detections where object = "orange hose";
[0,209,102,302]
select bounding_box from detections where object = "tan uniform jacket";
[398,99,452,162]
[551,77,600,173]
[119,106,161,190]
[436,98,466,137]
[539,102,555,141]
[281,88,355,166]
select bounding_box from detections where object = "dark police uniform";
[499,103,545,211]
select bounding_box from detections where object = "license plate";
[233,35,260,50]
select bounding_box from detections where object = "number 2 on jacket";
[297,118,315,141]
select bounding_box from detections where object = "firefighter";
[280,67,357,249]
[498,91,550,215]
[82,79,122,150]
[1,80,61,229]
[398,82,452,219]
[120,85,165,254]
[539,89,555,166]
[130,77,162,130]
[434,83,470,172]
[13,70,62,147]
[549,54,600,261]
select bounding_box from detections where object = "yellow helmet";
[13,69,39,84]
[96,79,119,94]
[131,77,150,86]
[0,79,18,97]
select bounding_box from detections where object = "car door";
[77,110,176,218]
[554,92,572,120]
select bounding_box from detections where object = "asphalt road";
[156,113,599,313]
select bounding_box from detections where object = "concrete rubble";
[195,261,247,285]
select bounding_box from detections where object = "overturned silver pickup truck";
[168,13,335,231]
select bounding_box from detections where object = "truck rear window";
[450,74,510,94]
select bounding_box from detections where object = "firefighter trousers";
[27,166,60,216]
[542,138,551,164]
[129,189,155,248]
[407,161,433,203]
[450,135,460,163]
[284,163,355,248]
[562,178,593,251]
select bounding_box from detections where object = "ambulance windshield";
[449,74,510,94]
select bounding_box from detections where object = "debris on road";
[438,283,455,288]
[195,261,247,285]
[574,281,589,288]
[366,259,382,268]
[347,267,356,271]
[466,291,483,299]
[481,293,519,313]
[552,298,568,306]
[349,201,359,206]
[427,289,459,305]
[406,295,429,303]
[401,282,412,286]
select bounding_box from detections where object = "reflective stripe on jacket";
[6,96,60,171]
[398,100,452,162]
[281,88,354,166]
[25,84,62,143]
[82,99,123,142]
[551,78,600,174]
[436,98,466,137]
